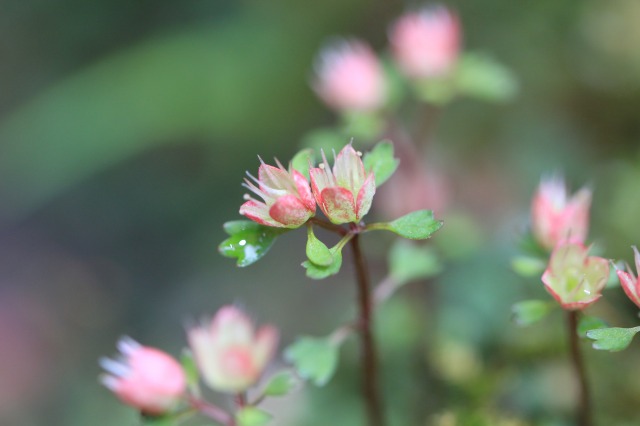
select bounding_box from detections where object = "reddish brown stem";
[567,310,593,426]
[189,396,235,426]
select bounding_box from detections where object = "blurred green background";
[2,0,640,425]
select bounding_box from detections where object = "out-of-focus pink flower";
[541,243,609,310]
[531,176,591,251]
[188,306,278,393]
[100,337,186,415]
[310,144,376,224]
[240,159,315,228]
[313,40,387,112]
[616,246,640,308]
[389,6,460,79]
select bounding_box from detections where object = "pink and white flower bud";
[541,243,609,310]
[531,176,591,251]
[616,246,640,309]
[100,337,186,415]
[240,158,316,228]
[389,7,460,79]
[188,306,278,393]
[309,143,376,224]
[313,40,387,113]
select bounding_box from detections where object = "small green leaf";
[511,255,546,278]
[511,300,553,326]
[577,315,608,338]
[219,220,284,267]
[455,53,518,102]
[587,327,640,352]
[236,407,272,426]
[375,210,443,240]
[389,240,441,284]
[362,140,400,187]
[302,248,343,279]
[262,370,297,397]
[284,336,339,386]
[290,148,315,180]
[414,78,456,105]
[306,227,333,266]
[180,349,199,392]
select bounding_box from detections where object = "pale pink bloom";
[541,243,609,310]
[188,306,278,393]
[531,175,591,251]
[100,337,186,415]
[389,6,460,79]
[313,40,387,112]
[310,144,376,224]
[616,246,640,308]
[240,158,315,228]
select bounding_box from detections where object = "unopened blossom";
[100,337,186,415]
[541,243,609,310]
[531,175,591,251]
[309,144,375,224]
[616,246,640,308]
[389,6,460,79]
[240,159,315,228]
[188,306,278,393]
[313,40,386,112]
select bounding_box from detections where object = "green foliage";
[302,247,343,279]
[511,300,553,326]
[340,112,384,141]
[235,407,272,426]
[284,336,339,386]
[262,370,298,397]
[306,226,333,266]
[577,315,608,338]
[180,349,199,393]
[362,140,400,187]
[389,240,441,284]
[373,210,443,240]
[290,148,315,180]
[587,326,640,352]
[219,221,283,267]
[511,255,546,278]
[455,53,518,102]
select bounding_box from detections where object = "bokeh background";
[2,0,640,425]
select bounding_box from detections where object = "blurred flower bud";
[100,337,186,415]
[616,246,640,309]
[310,143,375,224]
[531,176,591,251]
[541,243,609,310]
[389,6,460,79]
[240,159,316,228]
[313,40,387,112]
[188,306,278,393]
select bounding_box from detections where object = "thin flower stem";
[567,310,593,426]
[350,233,385,426]
[189,396,235,426]
[309,217,348,235]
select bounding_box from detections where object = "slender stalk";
[350,233,385,426]
[189,396,235,426]
[567,310,593,426]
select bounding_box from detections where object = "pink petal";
[319,187,356,224]
[355,172,376,221]
[253,325,279,370]
[618,271,640,308]
[292,170,316,212]
[269,195,313,227]
[258,164,292,191]
[633,246,640,277]
[310,167,330,204]
[240,200,282,228]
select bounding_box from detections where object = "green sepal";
[306,226,333,266]
[284,336,339,386]
[219,220,284,267]
[372,210,443,240]
[235,407,272,426]
[362,140,400,187]
[511,300,554,326]
[261,370,298,397]
[389,240,441,284]
[302,246,343,279]
[586,326,640,352]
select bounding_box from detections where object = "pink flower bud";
[309,144,376,224]
[100,337,186,415]
[616,246,640,309]
[188,306,278,393]
[313,40,387,112]
[240,158,316,228]
[541,243,609,310]
[389,7,460,79]
[531,176,591,251]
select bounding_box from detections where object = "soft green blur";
[2,0,640,425]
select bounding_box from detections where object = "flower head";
[313,40,387,112]
[531,175,591,251]
[309,144,376,224]
[100,337,186,415]
[188,306,278,393]
[541,243,609,310]
[616,246,640,309]
[389,6,460,79]
[240,158,316,228]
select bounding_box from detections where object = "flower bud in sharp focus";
[616,246,640,309]
[531,175,591,251]
[100,337,186,415]
[313,40,387,113]
[240,158,316,228]
[541,243,609,310]
[309,143,376,224]
[389,6,460,79]
[188,306,278,393]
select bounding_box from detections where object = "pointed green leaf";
[180,349,199,392]
[236,407,272,426]
[306,227,333,266]
[511,300,553,326]
[290,148,314,180]
[219,220,284,267]
[511,255,546,278]
[362,140,400,187]
[262,370,298,397]
[587,327,640,352]
[302,248,343,279]
[577,315,608,338]
[375,210,443,240]
[389,240,441,284]
[284,336,339,386]
[455,52,518,102]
